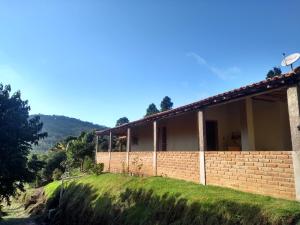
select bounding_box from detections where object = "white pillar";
[198,110,206,185]
[126,128,131,172]
[153,121,158,176]
[108,131,112,172]
[287,85,300,201]
[246,98,255,150]
[95,135,99,163]
[241,98,256,150]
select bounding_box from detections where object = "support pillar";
[198,110,206,185]
[246,97,255,150]
[287,85,300,201]
[108,131,112,172]
[241,98,256,150]
[153,121,158,176]
[126,128,131,172]
[95,135,99,163]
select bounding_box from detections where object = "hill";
[44,174,300,225]
[31,114,108,151]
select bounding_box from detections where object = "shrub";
[131,156,143,176]
[90,163,104,176]
[0,205,3,220]
[52,168,63,181]
[83,156,94,173]
[43,151,66,182]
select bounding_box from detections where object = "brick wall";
[97,150,296,200]
[157,151,200,182]
[129,152,153,176]
[205,151,295,200]
[96,152,110,172]
[110,152,127,173]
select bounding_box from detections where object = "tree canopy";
[66,131,95,171]
[160,96,173,111]
[266,67,282,79]
[145,103,159,117]
[116,117,129,127]
[0,84,47,202]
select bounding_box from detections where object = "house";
[95,67,300,201]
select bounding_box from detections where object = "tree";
[66,131,95,171]
[42,151,67,182]
[266,67,282,79]
[145,103,159,117]
[0,84,47,202]
[27,154,46,187]
[49,136,77,152]
[160,96,173,112]
[116,117,129,127]
[98,136,109,151]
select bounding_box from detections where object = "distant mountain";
[31,114,108,151]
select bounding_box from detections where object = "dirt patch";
[2,188,46,225]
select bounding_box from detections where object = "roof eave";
[96,68,300,136]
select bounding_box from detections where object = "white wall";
[130,112,199,151]
[131,123,153,151]
[205,98,292,151]
[253,99,292,150]
[163,112,198,151]
[129,96,292,152]
[205,101,242,150]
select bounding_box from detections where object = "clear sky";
[0,0,299,127]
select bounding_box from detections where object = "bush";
[52,168,63,181]
[83,156,94,173]
[0,205,3,220]
[90,163,104,176]
[43,151,66,182]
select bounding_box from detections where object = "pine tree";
[145,103,159,117]
[160,96,173,111]
[116,117,129,126]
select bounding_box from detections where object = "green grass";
[44,173,300,225]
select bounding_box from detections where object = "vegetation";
[145,103,160,117]
[66,131,95,171]
[52,168,63,181]
[44,174,300,225]
[145,96,174,117]
[0,84,47,203]
[30,114,107,151]
[160,96,173,111]
[42,151,67,182]
[27,154,46,188]
[266,67,282,79]
[115,117,129,126]
[90,163,104,176]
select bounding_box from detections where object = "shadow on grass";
[0,217,35,225]
[46,182,300,225]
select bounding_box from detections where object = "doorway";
[206,121,218,150]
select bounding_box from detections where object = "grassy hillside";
[44,174,300,225]
[31,114,107,151]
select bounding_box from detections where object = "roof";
[96,67,300,135]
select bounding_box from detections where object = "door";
[161,127,167,151]
[206,121,218,150]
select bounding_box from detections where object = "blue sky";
[0,0,299,127]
